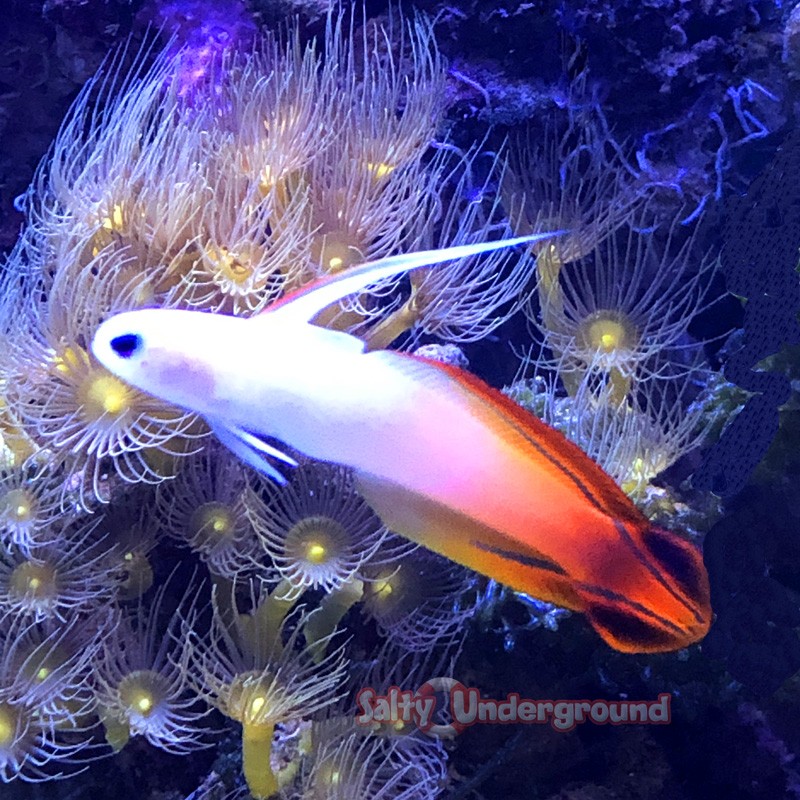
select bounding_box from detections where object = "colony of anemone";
[502,98,722,502]
[0,5,727,799]
[92,569,211,755]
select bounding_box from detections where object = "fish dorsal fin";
[208,416,298,484]
[262,232,565,327]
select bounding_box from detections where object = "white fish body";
[91,234,555,480]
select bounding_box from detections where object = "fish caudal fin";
[578,524,711,653]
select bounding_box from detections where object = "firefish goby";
[91,234,711,653]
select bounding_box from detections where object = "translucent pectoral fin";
[208,417,297,483]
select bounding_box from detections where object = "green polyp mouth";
[285,515,346,567]
[10,560,57,600]
[577,310,638,364]
[0,703,19,746]
[189,502,236,545]
[1,488,34,524]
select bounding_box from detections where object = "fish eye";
[110,333,143,359]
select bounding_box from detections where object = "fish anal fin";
[355,470,584,613]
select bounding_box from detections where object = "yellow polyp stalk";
[242,719,278,799]
[1,427,37,466]
[312,302,370,333]
[0,399,37,465]
[259,578,298,650]
[305,579,363,663]
[363,293,420,352]
[535,247,588,397]
[211,574,238,633]
[236,578,298,664]
[608,367,632,407]
[536,245,565,335]
[99,708,131,752]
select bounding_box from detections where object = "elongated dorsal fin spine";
[262,232,566,326]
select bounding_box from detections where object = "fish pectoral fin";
[207,417,297,483]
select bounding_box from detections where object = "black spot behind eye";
[110,333,143,359]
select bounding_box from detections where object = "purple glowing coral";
[141,0,257,97]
